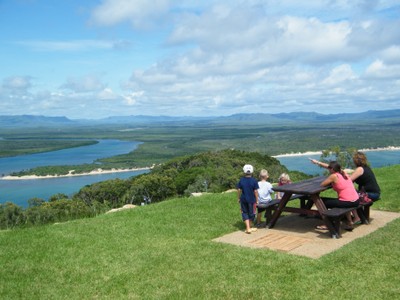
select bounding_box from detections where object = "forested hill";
[1,109,399,127]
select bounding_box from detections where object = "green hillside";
[1,165,399,299]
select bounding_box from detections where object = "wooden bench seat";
[257,194,303,226]
[322,202,373,238]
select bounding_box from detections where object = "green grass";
[1,166,399,299]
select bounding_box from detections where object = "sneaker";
[245,230,252,234]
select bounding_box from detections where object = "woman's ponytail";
[329,161,348,180]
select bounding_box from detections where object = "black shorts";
[257,203,269,213]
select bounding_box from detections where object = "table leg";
[299,196,313,216]
[310,194,340,238]
[267,192,292,228]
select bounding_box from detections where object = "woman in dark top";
[350,151,381,201]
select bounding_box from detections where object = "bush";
[123,173,176,205]
[0,198,109,229]
[74,179,130,208]
[0,202,26,229]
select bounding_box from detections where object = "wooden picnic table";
[269,176,341,238]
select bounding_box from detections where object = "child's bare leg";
[249,218,257,232]
[256,212,261,225]
[244,219,251,232]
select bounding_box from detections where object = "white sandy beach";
[1,167,151,180]
[273,151,322,158]
[358,146,400,152]
[272,146,400,158]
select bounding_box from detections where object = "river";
[0,139,149,207]
[276,149,400,175]
[1,141,399,208]
[0,139,141,175]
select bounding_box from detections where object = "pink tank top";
[332,173,359,201]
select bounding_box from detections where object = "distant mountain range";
[1,109,399,128]
[0,115,74,127]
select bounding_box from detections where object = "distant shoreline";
[1,167,151,181]
[2,146,399,180]
[273,146,400,158]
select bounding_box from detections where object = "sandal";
[316,225,328,230]
[245,230,252,234]
[353,220,362,225]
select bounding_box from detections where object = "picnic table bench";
[321,201,373,237]
[269,176,373,239]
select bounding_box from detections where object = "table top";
[272,176,330,195]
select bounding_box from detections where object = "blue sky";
[1,0,400,119]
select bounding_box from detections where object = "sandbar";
[272,146,400,158]
[1,167,151,180]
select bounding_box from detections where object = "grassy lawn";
[1,166,399,299]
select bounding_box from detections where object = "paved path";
[213,210,400,259]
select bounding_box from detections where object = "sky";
[1,0,400,119]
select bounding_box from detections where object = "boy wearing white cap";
[237,164,259,234]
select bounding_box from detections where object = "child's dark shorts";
[257,202,270,213]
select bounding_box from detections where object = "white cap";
[243,164,254,174]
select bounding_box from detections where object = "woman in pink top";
[318,161,360,230]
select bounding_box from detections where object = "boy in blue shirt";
[237,164,259,234]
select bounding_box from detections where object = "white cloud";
[2,76,32,91]
[97,88,119,100]
[365,60,400,79]
[2,0,400,118]
[60,76,106,93]
[90,0,171,29]
[322,64,357,85]
[380,46,400,64]
[123,91,145,106]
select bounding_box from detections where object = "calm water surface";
[0,170,149,207]
[276,150,400,175]
[1,141,399,208]
[0,139,141,176]
[0,139,145,207]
